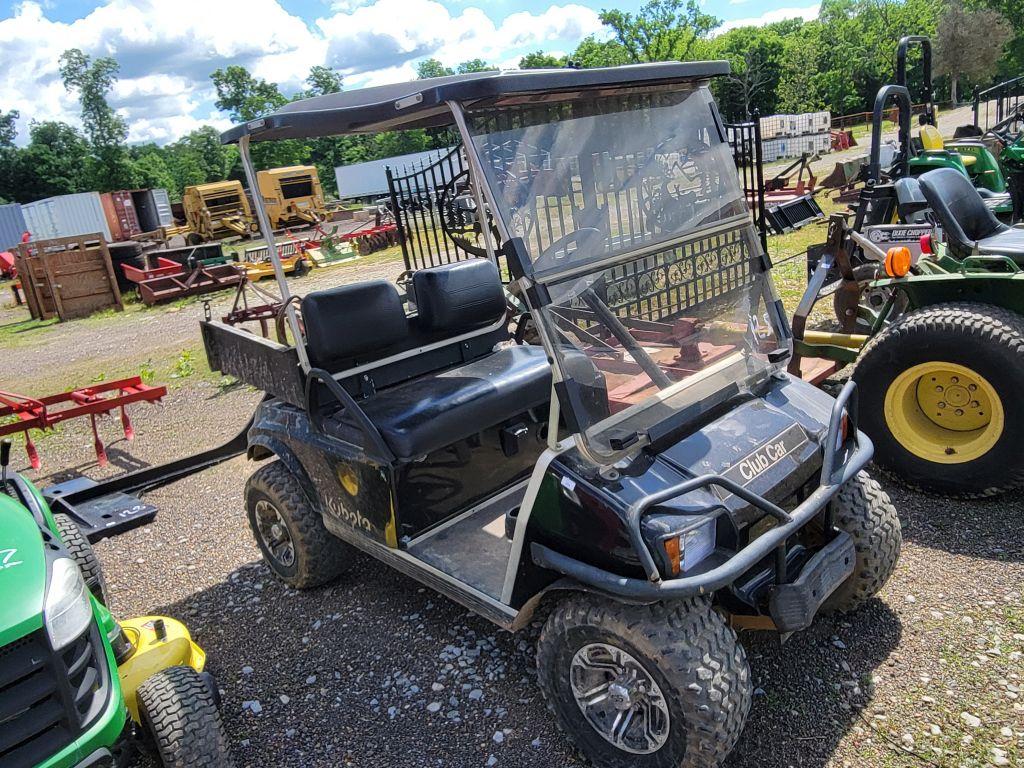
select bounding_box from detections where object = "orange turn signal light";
[664,537,681,576]
[884,246,912,278]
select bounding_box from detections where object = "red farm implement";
[121,250,243,306]
[0,377,166,470]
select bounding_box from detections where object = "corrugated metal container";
[100,190,142,241]
[0,203,27,250]
[21,192,112,241]
[148,189,173,228]
[336,147,454,200]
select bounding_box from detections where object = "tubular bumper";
[532,380,872,600]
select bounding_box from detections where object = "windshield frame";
[449,88,792,467]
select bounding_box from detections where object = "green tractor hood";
[0,492,47,642]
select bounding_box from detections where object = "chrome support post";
[238,135,310,371]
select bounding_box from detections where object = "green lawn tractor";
[895,36,1016,218]
[792,88,1024,497]
[0,440,233,768]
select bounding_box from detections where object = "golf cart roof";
[220,62,730,144]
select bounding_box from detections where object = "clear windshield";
[465,84,785,462]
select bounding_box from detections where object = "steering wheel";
[537,227,605,266]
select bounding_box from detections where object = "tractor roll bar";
[533,381,872,598]
[896,36,934,125]
[869,85,912,183]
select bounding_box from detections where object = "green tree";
[12,121,91,202]
[0,110,18,147]
[305,65,344,98]
[416,58,454,79]
[711,25,786,119]
[210,66,307,172]
[58,48,139,191]
[0,111,19,203]
[934,0,1012,102]
[519,51,568,69]
[569,35,633,67]
[131,147,178,194]
[456,59,497,74]
[599,0,720,63]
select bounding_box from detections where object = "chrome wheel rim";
[254,500,295,568]
[570,642,670,754]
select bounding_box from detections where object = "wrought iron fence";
[385,115,769,291]
[973,77,1024,131]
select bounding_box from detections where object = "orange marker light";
[884,246,912,278]
[663,537,681,576]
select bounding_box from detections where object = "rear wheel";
[137,666,233,768]
[853,303,1024,496]
[537,595,750,768]
[833,264,908,332]
[53,514,107,605]
[245,461,352,588]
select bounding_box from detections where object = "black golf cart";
[203,64,901,767]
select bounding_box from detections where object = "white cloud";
[717,3,820,33]
[0,0,602,146]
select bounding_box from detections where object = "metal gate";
[974,77,1024,131]
[386,125,769,277]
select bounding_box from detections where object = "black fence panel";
[724,120,768,251]
[973,77,1024,131]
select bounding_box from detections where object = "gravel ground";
[2,253,1021,768]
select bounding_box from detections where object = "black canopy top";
[220,61,730,144]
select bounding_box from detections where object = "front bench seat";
[361,345,551,458]
[918,168,1024,264]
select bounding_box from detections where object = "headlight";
[44,557,93,650]
[662,520,717,576]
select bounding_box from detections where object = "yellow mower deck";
[117,615,206,722]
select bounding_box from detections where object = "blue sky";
[0,0,820,144]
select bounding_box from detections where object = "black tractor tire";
[824,471,902,614]
[53,513,107,605]
[137,666,233,768]
[186,233,204,246]
[853,302,1024,496]
[537,595,751,768]
[244,461,352,588]
[292,258,309,277]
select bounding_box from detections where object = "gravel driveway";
[2,251,1020,768]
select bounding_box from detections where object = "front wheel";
[137,666,233,768]
[853,303,1024,496]
[537,595,750,768]
[824,471,902,613]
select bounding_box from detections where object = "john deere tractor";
[0,440,233,767]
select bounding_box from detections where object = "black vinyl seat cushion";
[918,168,1024,263]
[358,345,551,459]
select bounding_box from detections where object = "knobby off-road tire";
[853,303,1024,496]
[137,666,234,768]
[244,461,352,588]
[824,471,902,614]
[53,513,107,605]
[537,595,751,768]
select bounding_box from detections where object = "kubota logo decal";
[0,548,23,570]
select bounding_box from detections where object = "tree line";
[0,0,1017,206]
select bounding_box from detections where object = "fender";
[247,435,320,511]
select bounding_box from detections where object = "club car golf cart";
[203,64,901,767]
[0,440,232,768]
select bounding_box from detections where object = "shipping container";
[101,190,142,241]
[0,203,27,251]
[21,192,112,241]
[139,188,173,230]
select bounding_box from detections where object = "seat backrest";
[302,280,407,370]
[918,168,1008,251]
[893,178,930,224]
[412,258,506,335]
[920,124,945,152]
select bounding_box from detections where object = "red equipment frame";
[0,378,167,470]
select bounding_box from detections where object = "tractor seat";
[360,344,551,458]
[920,125,976,166]
[918,168,1024,264]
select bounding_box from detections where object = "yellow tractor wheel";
[853,303,1024,497]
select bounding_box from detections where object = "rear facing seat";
[302,259,553,459]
